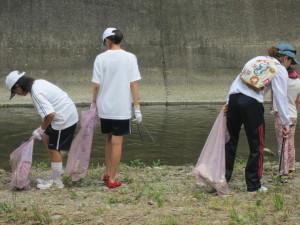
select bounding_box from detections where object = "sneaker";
[37,179,64,189]
[36,178,53,184]
[36,178,46,184]
[106,179,122,189]
[257,185,268,192]
[248,185,268,193]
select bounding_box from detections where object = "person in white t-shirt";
[224,43,299,192]
[91,27,142,189]
[273,66,300,180]
[5,71,79,189]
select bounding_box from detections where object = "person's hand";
[282,126,290,139]
[223,104,228,113]
[134,105,142,124]
[32,127,45,140]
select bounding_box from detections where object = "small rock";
[148,200,154,205]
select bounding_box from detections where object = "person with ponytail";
[224,43,299,192]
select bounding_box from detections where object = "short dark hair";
[106,29,123,44]
[12,76,35,93]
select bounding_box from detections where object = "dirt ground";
[0,161,300,225]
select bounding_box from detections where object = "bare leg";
[42,133,62,162]
[48,150,63,162]
[41,134,63,180]
[104,134,112,177]
[110,135,123,180]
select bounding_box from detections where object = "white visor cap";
[102,27,117,42]
[5,70,25,90]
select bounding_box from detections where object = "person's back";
[94,49,140,119]
[225,43,299,192]
[31,79,78,130]
[91,27,142,189]
[5,71,79,190]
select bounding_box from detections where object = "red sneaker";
[106,179,122,189]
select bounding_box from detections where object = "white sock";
[51,162,63,180]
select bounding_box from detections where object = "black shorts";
[45,123,77,151]
[100,118,131,136]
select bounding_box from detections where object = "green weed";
[68,190,78,200]
[107,197,120,205]
[128,159,146,168]
[147,188,164,208]
[273,193,284,211]
[0,202,14,213]
[33,161,49,170]
[31,205,50,225]
[159,215,178,225]
[229,208,247,225]
[152,159,162,167]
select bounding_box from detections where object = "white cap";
[102,27,117,42]
[5,70,25,90]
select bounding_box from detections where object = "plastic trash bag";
[65,107,97,181]
[192,110,230,195]
[10,137,34,190]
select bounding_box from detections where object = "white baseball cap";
[5,70,25,99]
[102,27,117,42]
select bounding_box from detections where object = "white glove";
[134,105,142,124]
[32,127,45,140]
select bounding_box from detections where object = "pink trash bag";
[65,107,97,181]
[192,110,230,195]
[10,137,34,190]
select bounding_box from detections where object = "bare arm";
[41,112,56,130]
[130,81,140,106]
[92,83,100,103]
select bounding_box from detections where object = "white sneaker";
[258,185,268,192]
[36,178,47,184]
[37,179,64,189]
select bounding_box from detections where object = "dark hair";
[106,29,123,44]
[268,46,283,59]
[268,46,297,65]
[12,76,35,93]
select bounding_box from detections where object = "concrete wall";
[1,0,300,105]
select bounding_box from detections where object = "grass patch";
[273,193,284,211]
[32,161,49,170]
[31,205,51,225]
[152,159,162,167]
[128,159,146,168]
[229,208,247,225]
[159,215,178,225]
[0,202,14,213]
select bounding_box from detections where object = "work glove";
[134,105,142,124]
[32,127,45,140]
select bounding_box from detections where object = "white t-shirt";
[92,49,141,119]
[274,77,300,119]
[227,56,291,127]
[31,80,78,130]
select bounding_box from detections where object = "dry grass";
[0,160,300,225]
